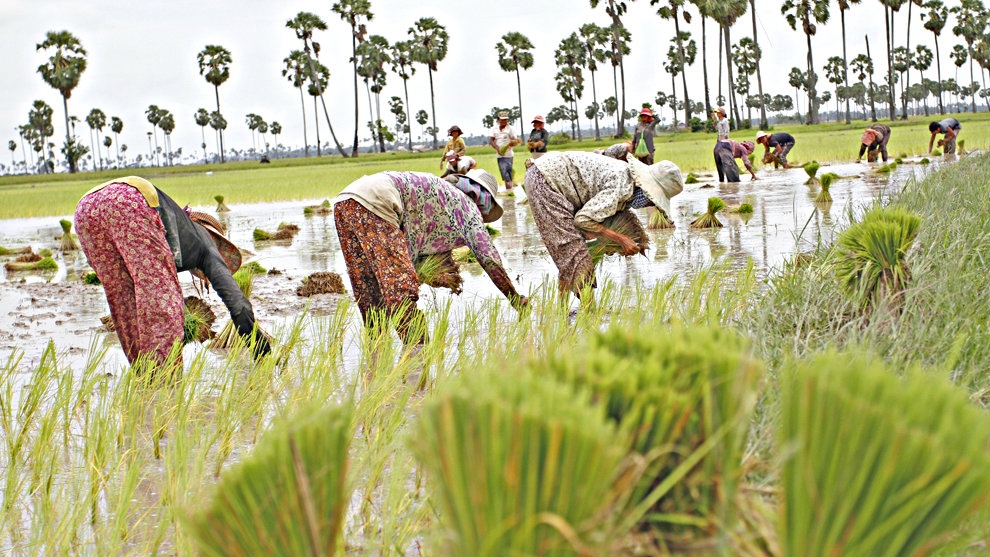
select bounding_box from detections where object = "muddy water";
[0,159,937,370]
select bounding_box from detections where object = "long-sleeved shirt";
[716,117,730,141]
[532,151,637,234]
[724,140,755,172]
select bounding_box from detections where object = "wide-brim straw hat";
[627,158,684,218]
[716,106,727,117]
[189,211,242,274]
[497,111,509,120]
[464,169,503,223]
[756,131,770,141]
[448,125,462,134]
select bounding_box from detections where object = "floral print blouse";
[531,151,637,234]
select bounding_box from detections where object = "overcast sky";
[0,0,964,164]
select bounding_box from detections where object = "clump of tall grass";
[778,350,990,557]
[411,367,627,556]
[540,322,763,544]
[185,402,354,557]
[932,148,942,156]
[920,157,931,165]
[303,199,332,216]
[58,219,79,251]
[690,197,725,228]
[802,161,820,185]
[731,202,754,214]
[253,223,299,241]
[214,195,230,212]
[834,206,921,310]
[484,223,500,237]
[957,139,966,154]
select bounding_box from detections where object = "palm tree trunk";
[674,14,691,125]
[805,26,818,125]
[113,132,120,168]
[723,25,740,129]
[884,7,896,119]
[402,77,413,151]
[213,85,225,163]
[841,9,852,124]
[750,0,768,129]
[298,86,309,157]
[968,45,977,113]
[717,32,724,105]
[60,96,76,173]
[902,0,913,119]
[375,91,385,153]
[313,95,322,157]
[866,35,878,122]
[934,36,944,114]
[618,49,628,136]
[200,126,207,164]
[364,80,376,153]
[428,68,439,150]
[701,16,712,117]
[612,65,621,135]
[350,31,360,158]
[515,68,525,137]
[88,128,96,172]
[590,69,601,140]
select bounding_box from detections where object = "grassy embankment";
[0,112,987,220]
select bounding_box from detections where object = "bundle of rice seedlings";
[802,161,820,185]
[0,246,32,257]
[875,164,892,173]
[451,246,477,263]
[647,208,674,229]
[212,269,255,349]
[957,139,966,154]
[920,157,931,165]
[4,252,57,272]
[38,248,52,257]
[779,351,990,557]
[542,323,763,542]
[254,223,299,241]
[411,368,626,556]
[484,224,500,237]
[730,203,754,214]
[932,148,942,156]
[82,271,101,285]
[894,157,904,164]
[186,403,354,557]
[303,199,333,216]
[588,210,650,264]
[685,172,699,184]
[214,195,230,212]
[182,296,217,344]
[834,206,921,310]
[295,272,346,296]
[815,173,839,204]
[690,197,725,228]
[239,261,267,276]
[414,252,463,294]
[58,219,80,251]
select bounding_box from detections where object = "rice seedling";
[779,350,990,557]
[685,172,699,184]
[894,157,904,164]
[932,148,942,156]
[253,222,299,241]
[38,248,51,257]
[647,207,675,229]
[214,195,230,212]
[588,210,650,263]
[4,253,57,272]
[815,173,839,204]
[957,139,966,154]
[295,272,346,296]
[0,246,32,256]
[82,271,101,285]
[920,157,931,164]
[690,197,725,228]
[411,366,628,557]
[182,296,217,344]
[185,402,354,557]
[731,203,754,214]
[450,246,477,263]
[834,206,921,310]
[303,199,332,216]
[239,260,267,276]
[484,223,500,237]
[57,219,79,251]
[802,161,820,185]
[414,252,463,293]
[876,164,893,173]
[539,322,763,545]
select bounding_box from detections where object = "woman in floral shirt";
[334,170,527,344]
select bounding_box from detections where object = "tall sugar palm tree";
[409,17,448,150]
[950,0,983,114]
[85,108,106,170]
[921,0,948,114]
[197,44,232,163]
[590,0,631,136]
[690,0,715,119]
[496,32,535,137]
[357,35,391,153]
[208,111,226,161]
[556,34,587,141]
[654,0,694,125]
[710,0,748,128]
[282,50,310,157]
[782,0,830,124]
[28,100,55,174]
[110,116,123,167]
[390,40,416,151]
[286,11,348,157]
[852,50,878,121]
[145,104,163,167]
[194,108,210,163]
[158,110,175,166]
[912,45,934,114]
[578,23,610,140]
[837,0,862,123]
[880,0,907,119]
[36,30,87,173]
[331,0,373,157]
[270,121,282,158]
[824,56,847,119]
[306,60,331,157]
[748,0,768,128]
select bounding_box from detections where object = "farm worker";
[927,118,961,155]
[596,141,633,162]
[489,111,521,191]
[523,151,683,298]
[714,140,758,183]
[632,107,659,164]
[74,176,271,367]
[334,170,527,345]
[756,131,796,169]
[712,106,730,141]
[858,124,892,163]
[527,115,550,159]
[440,125,466,177]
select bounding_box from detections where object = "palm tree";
[409,17,449,150]
[194,108,210,163]
[852,49,878,121]
[710,0,749,128]
[85,108,106,170]
[555,66,585,139]
[286,11,348,157]
[950,0,983,113]
[690,0,715,119]
[103,135,112,167]
[900,0,925,119]
[245,113,263,153]
[836,0,862,123]
[197,45,232,163]
[590,0,631,136]
[892,47,912,116]
[743,0,769,128]
[654,0,694,125]
[36,30,87,173]
[145,105,163,167]
[825,56,847,120]
[357,35,391,153]
[390,40,416,151]
[781,0,830,124]
[28,100,55,174]
[307,60,331,156]
[921,0,948,114]
[496,32,536,137]
[732,37,760,122]
[555,34,586,140]
[208,111,227,160]
[880,0,906,119]
[913,45,935,115]
[578,24,611,140]
[110,116,123,167]
[331,0,373,157]
[158,110,175,166]
[283,50,311,157]
[270,121,282,158]
[8,140,17,174]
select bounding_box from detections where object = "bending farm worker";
[334,170,527,345]
[928,118,961,155]
[523,151,683,300]
[714,140,758,182]
[756,131,796,169]
[75,176,271,368]
[489,111,520,190]
[858,124,891,163]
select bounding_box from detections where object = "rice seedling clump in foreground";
[690,197,726,228]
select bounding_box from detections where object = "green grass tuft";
[83,271,101,285]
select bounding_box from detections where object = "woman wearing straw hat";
[334,170,527,345]
[523,151,683,300]
[440,125,467,177]
[711,107,730,142]
[632,107,659,164]
[74,176,271,367]
[756,130,796,169]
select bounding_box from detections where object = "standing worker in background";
[928,118,961,155]
[75,176,271,368]
[712,107,730,142]
[857,124,891,163]
[527,115,550,159]
[489,111,521,191]
[632,107,659,164]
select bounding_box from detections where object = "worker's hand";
[616,233,642,256]
[937,139,945,147]
[751,175,759,181]
[510,294,529,311]
[249,329,273,361]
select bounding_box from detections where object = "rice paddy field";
[0,116,989,556]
